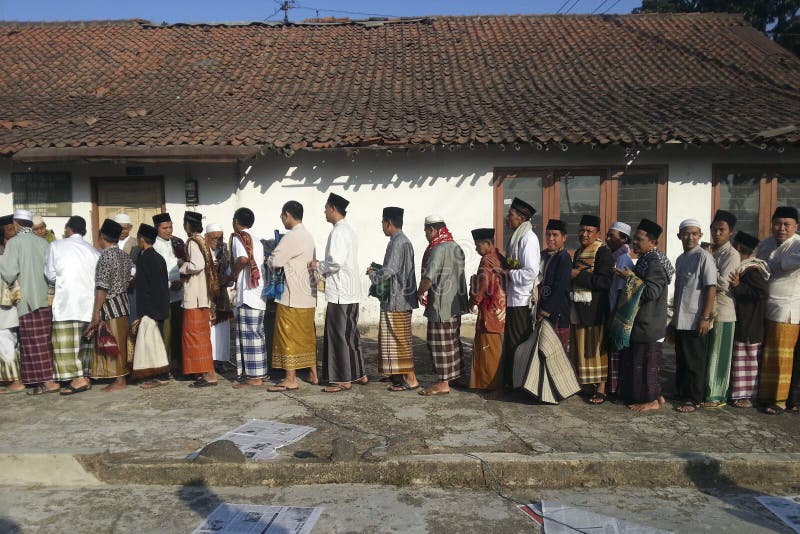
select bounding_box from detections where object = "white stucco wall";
[1,143,798,324]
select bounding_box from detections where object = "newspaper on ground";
[187,420,316,461]
[517,503,544,526]
[192,503,323,534]
[540,501,671,534]
[756,495,800,534]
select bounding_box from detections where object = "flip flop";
[189,378,218,388]
[701,401,726,409]
[321,384,352,393]
[418,388,450,396]
[588,392,606,405]
[26,385,60,396]
[267,384,300,392]
[787,406,800,415]
[353,377,369,386]
[675,402,699,413]
[764,404,784,415]
[60,383,92,396]
[387,380,420,392]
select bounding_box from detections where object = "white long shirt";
[506,230,541,307]
[757,234,800,324]
[154,236,183,303]
[232,228,267,311]
[44,234,100,322]
[316,219,361,305]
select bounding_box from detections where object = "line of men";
[1,194,798,413]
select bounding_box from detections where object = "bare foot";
[354,376,369,385]
[102,379,127,392]
[0,380,25,393]
[419,382,450,396]
[308,368,319,385]
[233,379,264,389]
[628,399,661,412]
[658,396,666,405]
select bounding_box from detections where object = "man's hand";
[698,318,712,337]
[728,271,740,288]
[614,267,631,279]
[170,280,183,291]
[308,259,318,272]
[571,268,582,279]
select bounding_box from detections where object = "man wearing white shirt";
[44,216,99,395]
[230,208,268,388]
[310,193,366,393]
[499,197,541,391]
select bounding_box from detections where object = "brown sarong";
[272,304,316,370]
[470,331,501,390]
[379,310,414,375]
[182,308,213,375]
[92,316,129,378]
[569,324,608,385]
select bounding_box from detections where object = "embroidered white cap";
[113,213,133,225]
[609,221,632,237]
[679,218,702,230]
[205,223,223,233]
[424,214,445,225]
[12,209,33,222]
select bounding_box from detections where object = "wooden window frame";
[712,165,800,239]
[493,165,668,252]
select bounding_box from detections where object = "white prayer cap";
[12,209,32,222]
[113,213,132,225]
[679,218,702,231]
[424,214,445,225]
[32,215,44,226]
[205,223,223,234]
[609,221,631,237]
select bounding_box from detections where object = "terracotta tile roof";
[0,13,799,155]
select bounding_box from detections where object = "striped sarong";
[730,341,760,400]
[182,308,213,375]
[501,306,533,389]
[518,320,580,404]
[91,316,130,379]
[618,341,663,404]
[427,316,463,381]
[234,305,267,379]
[0,328,20,382]
[704,321,735,402]
[18,307,55,385]
[378,310,414,375]
[608,348,621,393]
[321,302,365,383]
[52,320,93,381]
[272,304,316,371]
[758,321,799,404]
[470,331,501,390]
[569,324,608,385]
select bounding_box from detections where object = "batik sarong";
[704,321,735,402]
[52,320,93,381]
[758,321,799,404]
[91,316,129,378]
[234,305,267,379]
[378,310,414,375]
[272,304,316,371]
[427,316,463,381]
[0,328,20,382]
[569,324,608,385]
[730,341,760,400]
[321,302,365,383]
[182,308,213,375]
[18,307,54,385]
[470,331,501,390]
[618,341,662,404]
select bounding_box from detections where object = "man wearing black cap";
[88,219,133,392]
[132,223,171,387]
[538,219,572,351]
[499,197,541,392]
[0,214,22,393]
[367,207,419,391]
[311,193,366,392]
[569,214,614,404]
[727,231,769,409]
[44,216,99,395]
[614,219,673,412]
[756,206,800,414]
[152,212,186,377]
[704,210,741,407]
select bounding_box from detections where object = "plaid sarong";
[427,316,463,381]
[0,328,20,382]
[272,304,316,371]
[705,321,735,402]
[379,310,414,375]
[19,307,55,385]
[182,308,213,375]
[730,341,760,400]
[569,324,608,385]
[52,320,93,381]
[234,305,267,379]
[758,321,798,404]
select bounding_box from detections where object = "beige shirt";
[711,240,740,323]
[268,223,317,309]
[179,239,210,309]
[757,234,800,324]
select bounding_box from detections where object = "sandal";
[26,384,59,395]
[764,404,784,415]
[787,406,800,415]
[60,383,92,396]
[189,377,218,388]
[418,388,450,396]
[675,402,699,413]
[731,399,752,409]
[321,384,352,393]
[267,384,300,392]
[387,380,420,392]
[701,401,726,409]
[588,392,607,405]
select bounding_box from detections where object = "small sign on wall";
[12,172,72,216]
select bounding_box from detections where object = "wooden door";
[93,178,164,245]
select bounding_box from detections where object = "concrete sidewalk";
[2,325,799,489]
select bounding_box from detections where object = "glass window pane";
[719,173,760,237]
[777,172,800,235]
[502,176,543,252]
[560,174,600,250]
[617,172,659,236]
